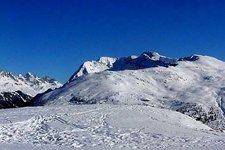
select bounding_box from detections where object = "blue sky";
[0,0,225,82]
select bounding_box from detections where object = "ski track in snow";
[0,105,225,149]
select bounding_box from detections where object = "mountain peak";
[141,51,161,60]
[26,72,34,77]
[24,72,36,80]
[98,57,117,65]
[69,51,179,82]
[0,70,62,96]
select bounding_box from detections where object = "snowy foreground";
[0,105,224,150]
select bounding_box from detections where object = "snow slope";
[34,52,225,130]
[0,105,225,150]
[0,70,62,96]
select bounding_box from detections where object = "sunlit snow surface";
[0,105,224,150]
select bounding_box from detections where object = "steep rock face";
[0,91,32,109]
[33,52,225,129]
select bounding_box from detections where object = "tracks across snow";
[0,105,225,149]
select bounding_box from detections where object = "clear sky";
[0,0,225,83]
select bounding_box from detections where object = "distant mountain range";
[0,70,62,108]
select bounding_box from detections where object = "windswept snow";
[0,105,224,150]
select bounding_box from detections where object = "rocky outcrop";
[0,91,33,109]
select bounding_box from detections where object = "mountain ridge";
[68,52,180,82]
[0,70,62,96]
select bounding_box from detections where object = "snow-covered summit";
[68,56,117,82]
[0,70,62,96]
[69,52,178,82]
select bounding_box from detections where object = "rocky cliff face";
[0,91,32,109]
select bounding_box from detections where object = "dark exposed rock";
[69,97,97,104]
[0,91,33,109]
[171,101,225,130]
[178,55,200,61]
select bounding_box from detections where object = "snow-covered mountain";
[33,52,225,130]
[0,70,62,97]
